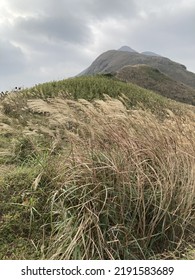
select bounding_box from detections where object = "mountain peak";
[118,46,137,53]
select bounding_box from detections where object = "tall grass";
[37,97,194,259]
[0,81,194,259]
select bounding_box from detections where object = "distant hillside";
[82,49,195,89]
[116,65,195,105]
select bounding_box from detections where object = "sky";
[0,0,195,91]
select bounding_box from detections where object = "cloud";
[0,39,27,76]
[6,0,137,20]
[82,0,137,19]
[14,14,92,45]
[0,0,194,91]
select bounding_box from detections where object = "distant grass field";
[0,76,194,259]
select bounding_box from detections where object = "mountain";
[81,48,195,89]
[116,65,195,105]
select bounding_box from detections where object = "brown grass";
[0,93,194,259]
[26,95,194,259]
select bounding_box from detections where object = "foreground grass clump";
[43,105,195,260]
[0,92,194,260]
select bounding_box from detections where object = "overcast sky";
[0,0,195,91]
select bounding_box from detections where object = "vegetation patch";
[0,76,194,259]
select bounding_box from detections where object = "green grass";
[1,75,183,119]
[30,76,174,113]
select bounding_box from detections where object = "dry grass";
[0,85,194,259]
[23,95,195,259]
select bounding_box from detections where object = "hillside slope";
[0,76,195,260]
[116,65,195,105]
[82,50,195,89]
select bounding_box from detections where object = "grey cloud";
[82,0,137,20]
[7,0,135,48]
[14,14,92,44]
[8,0,137,45]
[6,0,93,46]
[8,0,137,19]
[0,39,27,76]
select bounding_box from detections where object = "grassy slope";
[0,76,194,259]
[116,65,195,106]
